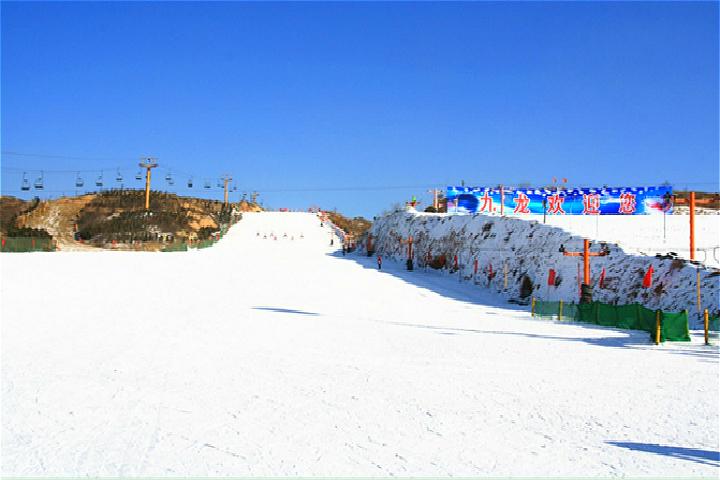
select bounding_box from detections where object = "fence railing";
[0,237,56,252]
[532,299,691,342]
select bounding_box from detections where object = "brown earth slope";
[4,191,262,251]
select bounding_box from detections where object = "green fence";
[193,239,216,249]
[0,237,55,252]
[710,314,719,332]
[533,300,691,342]
[162,242,188,252]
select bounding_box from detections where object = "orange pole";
[689,191,696,260]
[144,167,152,210]
[704,309,709,345]
[583,239,590,286]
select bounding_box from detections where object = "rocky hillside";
[3,190,262,250]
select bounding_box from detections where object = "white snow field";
[2,212,718,476]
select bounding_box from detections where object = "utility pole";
[138,157,158,210]
[560,239,609,303]
[220,174,233,207]
[427,189,440,210]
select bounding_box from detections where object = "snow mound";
[365,211,719,326]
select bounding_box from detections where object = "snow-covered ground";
[2,212,718,476]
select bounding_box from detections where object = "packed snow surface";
[2,212,718,476]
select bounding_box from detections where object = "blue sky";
[1,1,717,217]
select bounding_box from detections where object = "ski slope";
[2,212,718,476]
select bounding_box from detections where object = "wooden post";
[704,309,709,345]
[689,191,696,260]
[655,310,662,345]
[558,300,563,321]
[531,297,536,317]
[503,261,508,290]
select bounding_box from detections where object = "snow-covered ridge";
[365,211,719,327]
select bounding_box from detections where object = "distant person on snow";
[377,255,382,270]
[342,245,346,256]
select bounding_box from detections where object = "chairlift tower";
[220,174,233,207]
[139,157,158,210]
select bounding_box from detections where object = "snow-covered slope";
[365,211,719,326]
[2,212,718,476]
[539,213,719,267]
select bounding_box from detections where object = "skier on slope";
[377,255,382,270]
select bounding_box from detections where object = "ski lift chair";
[21,173,30,191]
[34,172,44,190]
[75,174,84,188]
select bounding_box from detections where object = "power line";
[1,150,135,163]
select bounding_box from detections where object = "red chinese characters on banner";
[582,193,601,215]
[547,194,565,214]
[513,192,530,214]
[479,190,493,213]
[618,193,637,214]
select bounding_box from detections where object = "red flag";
[547,268,556,286]
[642,265,654,288]
[598,267,606,289]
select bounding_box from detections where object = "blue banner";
[445,186,673,215]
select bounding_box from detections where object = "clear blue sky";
[1,1,718,217]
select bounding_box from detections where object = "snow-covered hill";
[2,212,718,476]
[363,210,719,326]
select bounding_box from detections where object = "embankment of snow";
[364,211,719,328]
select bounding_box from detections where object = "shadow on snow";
[607,442,720,468]
[253,306,320,316]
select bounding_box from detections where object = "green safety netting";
[659,311,691,342]
[710,315,719,332]
[162,242,188,252]
[533,300,560,318]
[0,237,55,252]
[194,239,216,249]
[533,300,691,342]
[560,302,578,322]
